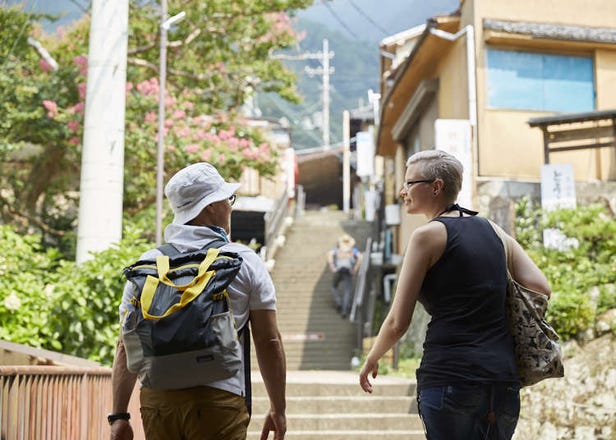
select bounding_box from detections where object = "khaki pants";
[140,386,250,440]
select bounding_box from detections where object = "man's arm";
[352,249,363,274]
[250,309,286,440]
[110,338,138,440]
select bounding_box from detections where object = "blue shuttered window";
[487,49,595,112]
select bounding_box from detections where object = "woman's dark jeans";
[417,382,520,440]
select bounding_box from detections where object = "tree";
[0,0,311,254]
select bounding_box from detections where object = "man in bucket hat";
[110,163,287,440]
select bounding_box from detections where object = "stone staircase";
[247,370,424,440]
[267,209,374,370]
[246,210,424,439]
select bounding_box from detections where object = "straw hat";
[338,234,355,251]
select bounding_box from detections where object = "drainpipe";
[429,25,479,202]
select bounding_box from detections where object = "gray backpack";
[121,240,244,390]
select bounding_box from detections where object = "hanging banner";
[434,119,473,208]
[356,130,375,178]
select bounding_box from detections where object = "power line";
[347,0,389,36]
[321,0,360,40]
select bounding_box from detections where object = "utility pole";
[155,2,185,246]
[342,110,350,212]
[276,38,334,149]
[76,0,129,264]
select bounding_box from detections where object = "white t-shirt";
[119,223,277,396]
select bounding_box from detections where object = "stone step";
[251,395,417,414]
[248,413,423,431]
[247,430,425,440]
[250,372,417,398]
[248,344,416,437]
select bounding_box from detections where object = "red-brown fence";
[0,366,144,440]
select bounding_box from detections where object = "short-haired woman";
[358,150,551,439]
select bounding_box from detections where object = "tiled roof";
[484,19,616,44]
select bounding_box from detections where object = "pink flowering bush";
[123,76,280,213]
[40,62,280,214]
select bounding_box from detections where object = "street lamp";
[156,3,186,246]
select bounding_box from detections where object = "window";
[486,49,595,112]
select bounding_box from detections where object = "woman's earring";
[433,191,437,196]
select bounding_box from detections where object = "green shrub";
[0,223,151,366]
[514,198,616,340]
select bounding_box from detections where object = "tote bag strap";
[488,220,514,277]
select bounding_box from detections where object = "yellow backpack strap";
[140,248,220,320]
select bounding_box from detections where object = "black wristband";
[107,412,130,425]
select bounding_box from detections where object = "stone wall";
[514,334,616,440]
[477,180,616,234]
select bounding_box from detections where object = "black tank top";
[415,212,519,390]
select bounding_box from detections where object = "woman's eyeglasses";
[402,179,433,191]
[228,194,236,206]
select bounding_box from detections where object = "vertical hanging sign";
[541,164,578,250]
[435,119,473,208]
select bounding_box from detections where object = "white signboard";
[283,148,296,198]
[541,164,578,250]
[434,119,473,208]
[541,164,576,211]
[356,129,375,178]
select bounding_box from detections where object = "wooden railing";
[0,365,144,440]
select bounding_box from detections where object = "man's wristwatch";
[107,412,130,425]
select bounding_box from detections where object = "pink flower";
[136,78,159,96]
[78,83,87,100]
[227,137,240,151]
[43,100,58,118]
[184,144,199,154]
[74,55,88,76]
[242,148,258,159]
[69,137,80,145]
[74,55,88,67]
[259,142,271,156]
[144,111,157,124]
[200,149,212,161]
[126,82,133,93]
[72,102,85,115]
[173,126,191,138]
[39,59,52,72]
[219,129,235,141]
[67,120,80,133]
[172,109,186,120]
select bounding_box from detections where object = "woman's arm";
[507,235,551,297]
[359,222,447,392]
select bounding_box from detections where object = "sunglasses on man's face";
[228,194,236,206]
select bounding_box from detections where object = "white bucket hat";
[164,162,240,225]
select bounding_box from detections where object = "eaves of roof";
[377,16,461,157]
[484,19,616,45]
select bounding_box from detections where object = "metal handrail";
[263,188,291,260]
[349,237,372,353]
